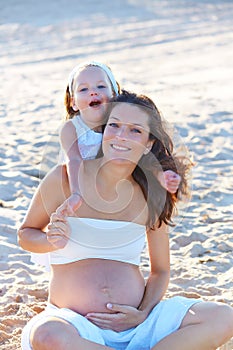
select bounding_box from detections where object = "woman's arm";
[138,222,170,315]
[17,165,69,253]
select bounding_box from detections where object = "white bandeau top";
[31,217,146,269]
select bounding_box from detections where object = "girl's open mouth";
[89,100,101,107]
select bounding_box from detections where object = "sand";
[0,0,233,348]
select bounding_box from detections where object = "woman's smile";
[111,143,131,151]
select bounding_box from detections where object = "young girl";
[58,61,181,215]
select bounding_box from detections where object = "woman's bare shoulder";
[41,164,69,197]
[19,165,70,229]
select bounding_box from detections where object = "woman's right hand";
[46,212,71,250]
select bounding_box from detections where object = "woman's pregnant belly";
[49,259,145,315]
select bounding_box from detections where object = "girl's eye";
[79,87,88,92]
[98,85,106,89]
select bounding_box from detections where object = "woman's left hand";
[46,212,70,250]
[85,303,147,332]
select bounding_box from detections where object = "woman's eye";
[109,123,118,128]
[131,128,141,134]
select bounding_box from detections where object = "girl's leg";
[152,302,233,350]
[30,317,113,350]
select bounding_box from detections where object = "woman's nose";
[116,127,128,140]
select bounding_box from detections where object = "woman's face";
[103,103,153,165]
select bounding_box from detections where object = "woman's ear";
[143,140,154,155]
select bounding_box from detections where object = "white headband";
[68,61,119,96]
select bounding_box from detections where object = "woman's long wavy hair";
[99,90,193,229]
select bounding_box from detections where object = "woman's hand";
[85,303,147,332]
[46,212,71,250]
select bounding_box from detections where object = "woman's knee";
[215,303,233,341]
[206,303,233,347]
[30,318,78,350]
[182,301,233,347]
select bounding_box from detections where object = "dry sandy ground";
[0,0,232,348]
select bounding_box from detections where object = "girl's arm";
[59,120,82,195]
[17,165,69,253]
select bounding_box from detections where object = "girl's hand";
[85,303,147,332]
[157,170,181,194]
[56,193,82,216]
[46,212,71,250]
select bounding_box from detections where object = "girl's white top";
[71,115,103,159]
[59,115,103,163]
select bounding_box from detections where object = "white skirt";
[21,296,201,350]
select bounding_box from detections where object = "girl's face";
[103,103,153,165]
[71,66,114,127]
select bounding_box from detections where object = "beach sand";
[0,0,232,348]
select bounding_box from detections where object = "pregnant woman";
[18,91,233,350]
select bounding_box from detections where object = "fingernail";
[107,303,112,309]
